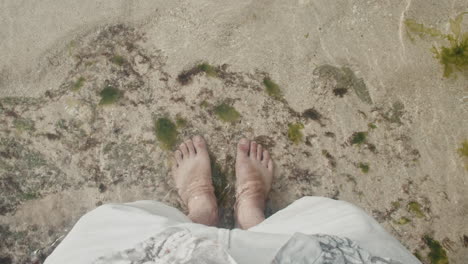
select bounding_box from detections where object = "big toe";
[237,138,250,158]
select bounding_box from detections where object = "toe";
[257,144,263,160]
[250,141,257,159]
[267,159,274,172]
[171,157,178,171]
[237,138,250,158]
[179,143,189,157]
[193,135,208,154]
[185,139,195,156]
[262,150,270,165]
[175,150,183,163]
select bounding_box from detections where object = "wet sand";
[0,0,467,263]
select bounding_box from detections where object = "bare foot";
[235,138,273,229]
[172,136,218,226]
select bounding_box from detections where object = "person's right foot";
[235,138,273,229]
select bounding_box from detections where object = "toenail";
[194,136,202,142]
[239,138,249,144]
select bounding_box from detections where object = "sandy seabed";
[0,0,467,263]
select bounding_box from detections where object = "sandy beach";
[0,0,467,263]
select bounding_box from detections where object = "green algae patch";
[0,97,44,106]
[408,201,425,218]
[423,236,449,264]
[391,201,401,209]
[154,117,178,150]
[458,141,468,157]
[198,63,218,77]
[458,141,468,170]
[263,78,283,100]
[406,12,468,78]
[214,103,240,123]
[72,77,85,91]
[394,217,411,225]
[110,55,126,66]
[99,86,121,105]
[200,100,210,109]
[414,251,423,261]
[177,62,218,85]
[368,123,377,129]
[288,123,304,144]
[14,118,35,132]
[20,192,38,201]
[405,19,444,38]
[359,162,370,173]
[175,114,188,128]
[350,132,367,145]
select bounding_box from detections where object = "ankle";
[235,180,267,209]
[235,182,267,229]
[235,199,266,229]
[187,194,219,226]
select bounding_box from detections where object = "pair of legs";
[172,136,273,229]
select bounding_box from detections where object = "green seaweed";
[350,132,367,145]
[414,251,423,261]
[0,97,44,106]
[458,140,468,169]
[406,12,468,77]
[405,19,444,38]
[72,77,85,91]
[175,114,188,128]
[20,192,38,201]
[110,55,126,66]
[263,78,283,100]
[288,123,304,144]
[198,63,218,77]
[359,162,370,173]
[368,123,377,129]
[154,117,178,150]
[200,100,210,108]
[67,40,76,56]
[13,118,35,131]
[213,103,240,123]
[423,235,449,264]
[408,201,425,218]
[458,140,468,157]
[99,86,121,105]
[55,119,67,130]
[394,217,411,225]
[103,142,114,154]
[391,201,401,209]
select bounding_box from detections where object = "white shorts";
[44,196,420,264]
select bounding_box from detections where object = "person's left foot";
[172,136,218,226]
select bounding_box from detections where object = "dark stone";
[333,88,348,97]
[302,108,322,121]
[0,256,12,264]
[98,183,107,193]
